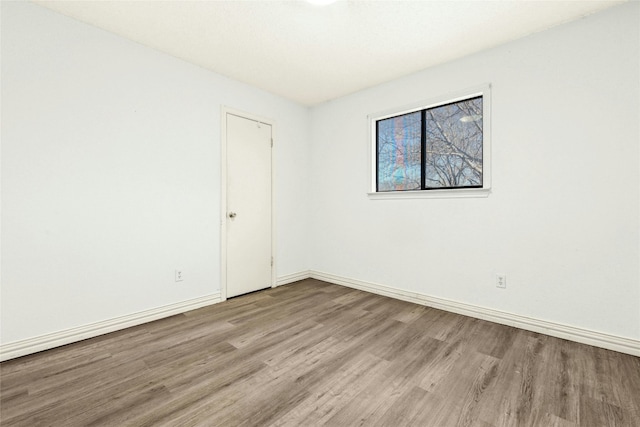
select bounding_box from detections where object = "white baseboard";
[308,270,640,357]
[3,272,638,361]
[276,270,312,287]
[0,293,221,362]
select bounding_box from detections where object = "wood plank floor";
[1,279,639,426]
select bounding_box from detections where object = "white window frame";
[367,84,492,199]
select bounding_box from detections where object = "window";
[369,86,491,199]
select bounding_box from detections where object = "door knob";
[228,212,237,218]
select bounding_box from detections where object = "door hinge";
[271,138,273,148]
[271,257,274,267]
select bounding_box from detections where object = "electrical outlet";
[175,269,184,282]
[496,274,506,289]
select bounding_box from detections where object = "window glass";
[425,96,483,189]
[377,112,421,191]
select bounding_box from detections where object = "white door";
[225,112,273,298]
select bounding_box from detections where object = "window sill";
[367,187,491,200]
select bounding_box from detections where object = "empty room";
[1,0,639,426]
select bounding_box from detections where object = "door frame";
[220,106,276,301]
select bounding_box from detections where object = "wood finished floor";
[1,279,639,426]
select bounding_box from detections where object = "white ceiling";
[33,0,625,106]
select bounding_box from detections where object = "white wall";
[0,1,309,345]
[309,2,640,340]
